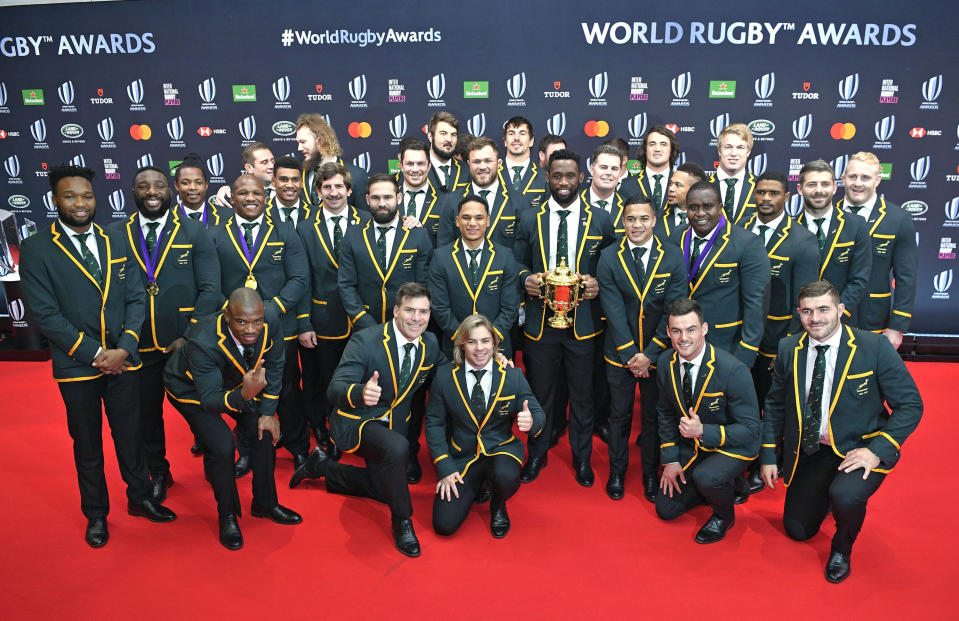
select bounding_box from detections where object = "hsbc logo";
[837,73,859,108]
[199,77,217,110]
[626,113,647,141]
[911,127,927,138]
[127,78,145,111]
[932,269,953,299]
[273,75,291,109]
[238,115,257,142]
[353,152,371,174]
[664,123,679,135]
[196,126,226,137]
[109,190,126,213]
[58,80,76,112]
[753,72,775,107]
[588,72,608,106]
[507,72,527,107]
[873,115,895,149]
[909,155,930,189]
[349,74,368,108]
[921,74,942,110]
[546,112,567,136]
[30,118,47,144]
[466,113,486,137]
[670,72,691,106]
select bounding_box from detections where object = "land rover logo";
[747,120,775,136]
[902,200,928,216]
[61,123,83,138]
[7,194,29,208]
[272,121,295,136]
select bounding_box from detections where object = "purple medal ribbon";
[236,219,262,265]
[683,214,727,283]
[178,200,207,225]
[137,220,165,284]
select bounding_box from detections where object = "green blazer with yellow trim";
[425,361,545,479]
[20,221,145,381]
[634,168,672,215]
[428,157,470,195]
[393,176,450,247]
[210,214,308,340]
[579,187,627,238]
[265,197,319,227]
[111,211,221,357]
[680,220,771,367]
[656,344,761,469]
[295,205,369,340]
[740,214,820,358]
[837,197,917,333]
[761,325,923,485]
[597,235,688,368]
[328,322,443,453]
[652,205,688,245]
[514,199,616,341]
[502,160,547,209]
[708,171,757,227]
[173,199,234,227]
[163,311,283,417]
[427,240,520,356]
[796,206,872,322]
[438,174,531,251]
[617,172,643,202]
[301,158,368,212]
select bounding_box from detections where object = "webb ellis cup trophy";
[538,257,585,329]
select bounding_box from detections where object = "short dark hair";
[398,137,429,161]
[637,126,680,168]
[273,155,302,174]
[667,298,705,324]
[687,180,721,202]
[316,162,351,191]
[799,159,833,184]
[396,281,431,305]
[548,148,580,171]
[623,193,653,210]
[241,142,271,165]
[174,154,207,182]
[503,116,534,140]
[538,134,566,154]
[49,165,95,193]
[458,193,489,214]
[428,111,459,135]
[467,136,498,157]
[454,132,474,160]
[797,280,840,306]
[133,166,168,185]
[591,144,623,164]
[675,162,708,183]
[366,172,399,193]
[755,171,788,192]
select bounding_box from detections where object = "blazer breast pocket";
[699,392,726,418]
[846,370,874,399]
[267,242,284,263]
[170,244,193,269]
[495,394,515,416]
[711,263,739,286]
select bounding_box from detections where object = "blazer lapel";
[535,206,550,270]
[767,216,791,255]
[828,326,857,415]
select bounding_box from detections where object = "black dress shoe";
[251,503,302,525]
[151,473,173,503]
[825,551,851,583]
[642,474,658,503]
[219,514,243,550]
[85,518,108,548]
[128,498,177,523]
[234,456,251,479]
[289,446,330,488]
[473,480,493,504]
[406,458,422,484]
[391,518,421,557]
[694,514,735,544]
[606,473,625,499]
[520,455,547,483]
[594,423,610,445]
[574,461,595,487]
[321,440,343,462]
[747,470,765,494]
[490,504,511,538]
[292,453,308,471]
[733,474,750,504]
[190,442,203,456]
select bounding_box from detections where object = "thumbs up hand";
[517,400,533,432]
[362,370,382,406]
[679,408,704,439]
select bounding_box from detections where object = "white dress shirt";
[626,238,654,274]
[401,183,429,219]
[274,198,302,226]
[471,179,500,205]
[504,158,530,185]
[752,211,785,246]
[430,154,453,185]
[61,221,101,270]
[804,209,833,238]
[716,168,747,215]
[139,210,169,243]
[235,212,266,243]
[805,325,843,444]
[679,342,708,388]
[843,194,877,221]
[322,206,349,240]
[546,196,581,270]
[373,216,400,265]
[589,188,616,214]
[465,359,494,407]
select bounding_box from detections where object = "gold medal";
[147,282,159,296]
[245,274,258,289]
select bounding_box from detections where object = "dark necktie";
[511,166,523,189]
[556,209,571,268]
[470,369,487,413]
[241,222,257,249]
[188,211,201,221]
[723,178,737,219]
[405,190,422,218]
[466,248,481,286]
[398,342,415,387]
[652,174,664,210]
[757,224,770,246]
[145,221,160,255]
[682,361,695,411]
[814,217,827,262]
[74,232,103,285]
[376,225,392,268]
[847,204,864,217]
[330,215,343,259]
[596,199,608,212]
[689,237,705,269]
[678,210,687,226]
[439,164,450,187]
[478,189,491,209]
[242,343,256,368]
[281,206,295,223]
[801,344,830,455]
[632,246,647,280]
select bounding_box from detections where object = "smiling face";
[225,300,265,345]
[668,311,708,361]
[132,169,172,219]
[798,293,844,342]
[623,201,655,246]
[400,148,430,190]
[547,158,583,207]
[505,122,532,159]
[393,294,431,341]
[174,165,208,210]
[645,131,672,171]
[798,170,836,216]
[590,152,621,196]
[244,148,274,184]
[667,170,697,210]
[272,166,302,206]
[54,176,96,231]
[319,173,350,214]
[463,325,495,369]
[468,145,501,189]
[232,175,266,221]
[685,187,722,237]
[456,200,489,247]
[718,133,749,175]
[842,159,881,205]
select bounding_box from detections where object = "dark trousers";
[406,382,429,461]
[782,447,886,556]
[655,453,750,522]
[433,455,522,536]
[324,422,413,520]
[58,372,152,519]
[592,338,611,429]
[607,364,658,477]
[238,339,309,458]
[300,337,348,435]
[751,356,775,411]
[524,327,597,464]
[170,400,278,517]
[138,354,171,477]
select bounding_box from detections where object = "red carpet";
[0,360,951,619]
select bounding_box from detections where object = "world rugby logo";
[388,114,407,139]
[58,80,75,106]
[546,112,566,136]
[671,72,691,99]
[507,73,526,99]
[69,154,86,168]
[97,117,114,142]
[207,153,224,177]
[109,190,125,212]
[272,75,290,102]
[672,151,686,170]
[934,269,953,294]
[945,197,959,221]
[709,113,730,139]
[127,79,144,104]
[135,154,152,168]
[30,119,46,143]
[748,153,767,176]
[8,299,25,322]
[0,82,7,107]
[349,75,367,101]
[466,113,486,137]
[922,74,942,103]
[754,73,775,100]
[353,152,371,173]
[832,154,849,180]
[838,74,859,101]
[874,115,895,142]
[198,78,216,103]
[239,116,257,141]
[43,191,55,212]
[910,156,930,182]
[167,116,184,141]
[627,113,647,139]
[4,155,20,178]
[792,114,812,141]
[426,74,445,100]
[786,194,805,217]
[588,72,608,99]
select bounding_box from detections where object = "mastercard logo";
[584,120,609,138]
[129,124,152,140]
[348,121,372,138]
[829,122,856,140]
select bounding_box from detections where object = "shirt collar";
[466,359,494,375]
[60,219,93,238]
[679,342,708,368]
[755,210,785,232]
[627,237,654,253]
[430,153,451,170]
[548,196,580,213]
[504,158,530,173]
[376,215,400,229]
[140,209,169,230]
[392,320,419,349]
[322,205,349,221]
[644,167,669,181]
[845,194,877,212]
[235,212,265,227]
[716,167,746,183]
[472,178,500,197]
[809,324,844,350]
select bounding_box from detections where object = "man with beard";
[709,124,756,227]
[209,175,310,477]
[634,126,680,215]
[164,288,302,550]
[111,167,221,501]
[514,149,615,485]
[439,137,530,250]
[213,142,276,207]
[795,160,872,323]
[655,162,708,245]
[20,165,177,547]
[502,116,547,209]
[296,162,370,459]
[395,138,447,246]
[538,135,566,170]
[290,283,442,557]
[655,299,760,543]
[425,111,470,194]
[839,152,917,349]
[760,281,922,583]
[266,156,318,227]
[295,113,368,212]
[173,154,233,226]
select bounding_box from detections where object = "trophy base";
[547,315,573,329]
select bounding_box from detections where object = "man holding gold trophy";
[514,150,615,486]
